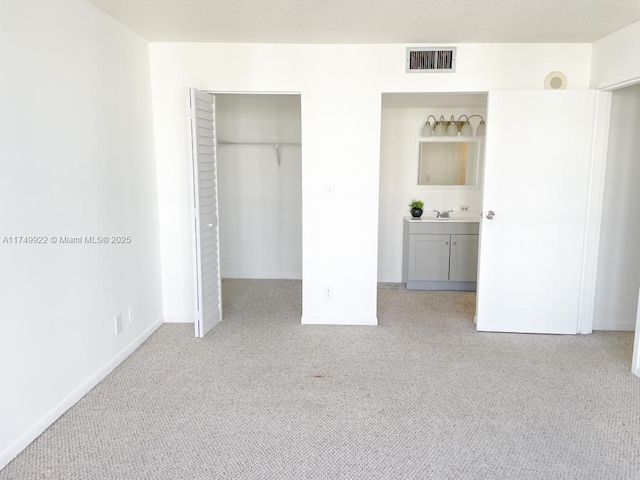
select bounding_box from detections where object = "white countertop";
[404,212,481,223]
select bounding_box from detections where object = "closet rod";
[217,140,301,168]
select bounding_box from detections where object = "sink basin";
[412,216,451,221]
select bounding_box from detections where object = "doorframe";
[633,287,640,378]
[578,73,640,335]
[577,91,612,334]
[199,89,304,314]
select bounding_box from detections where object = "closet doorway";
[193,92,302,337]
[189,91,302,337]
[591,83,640,375]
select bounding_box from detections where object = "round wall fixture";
[544,71,567,90]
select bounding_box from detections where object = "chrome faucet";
[434,210,453,218]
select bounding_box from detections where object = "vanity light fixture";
[462,115,486,137]
[434,115,447,136]
[421,115,436,136]
[421,114,486,138]
[461,115,486,136]
[455,115,472,137]
[446,115,458,136]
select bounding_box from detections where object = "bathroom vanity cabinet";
[402,218,479,291]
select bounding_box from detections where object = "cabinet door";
[449,234,478,282]
[409,234,450,281]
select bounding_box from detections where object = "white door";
[189,88,222,337]
[476,90,596,334]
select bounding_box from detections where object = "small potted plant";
[409,199,424,218]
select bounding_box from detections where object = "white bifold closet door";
[189,88,222,337]
[476,90,596,334]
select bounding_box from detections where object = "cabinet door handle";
[452,241,457,245]
[445,241,449,245]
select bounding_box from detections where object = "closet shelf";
[217,140,301,168]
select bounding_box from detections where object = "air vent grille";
[406,47,456,73]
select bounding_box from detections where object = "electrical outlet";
[114,314,123,335]
[460,205,470,211]
[128,306,134,324]
[323,286,333,300]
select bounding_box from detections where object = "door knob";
[485,210,495,220]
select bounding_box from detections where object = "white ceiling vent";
[406,47,456,73]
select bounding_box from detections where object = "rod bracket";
[274,143,281,168]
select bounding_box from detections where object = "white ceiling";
[87,0,640,44]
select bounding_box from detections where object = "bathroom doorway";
[376,93,486,303]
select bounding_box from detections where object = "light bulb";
[475,120,486,137]
[447,121,459,137]
[434,122,447,136]
[460,122,473,137]
[421,121,434,136]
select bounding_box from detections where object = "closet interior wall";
[593,84,640,331]
[215,94,302,279]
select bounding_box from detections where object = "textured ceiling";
[87,0,640,43]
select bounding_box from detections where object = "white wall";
[593,84,640,330]
[0,0,163,468]
[216,94,302,279]
[591,20,640,89]
[149,42,591,325]
[378,106,486,282]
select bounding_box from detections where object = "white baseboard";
[163,314,194,324]
[301,316,378,326]
[592,319,636,331]
[0,317,164,470]
[222,273,302,280]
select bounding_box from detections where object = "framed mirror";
[415,138,482,188]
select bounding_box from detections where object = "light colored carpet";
[2,279,639,479]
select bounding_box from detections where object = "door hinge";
[187,108,194,120]
[192,207,200,218]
